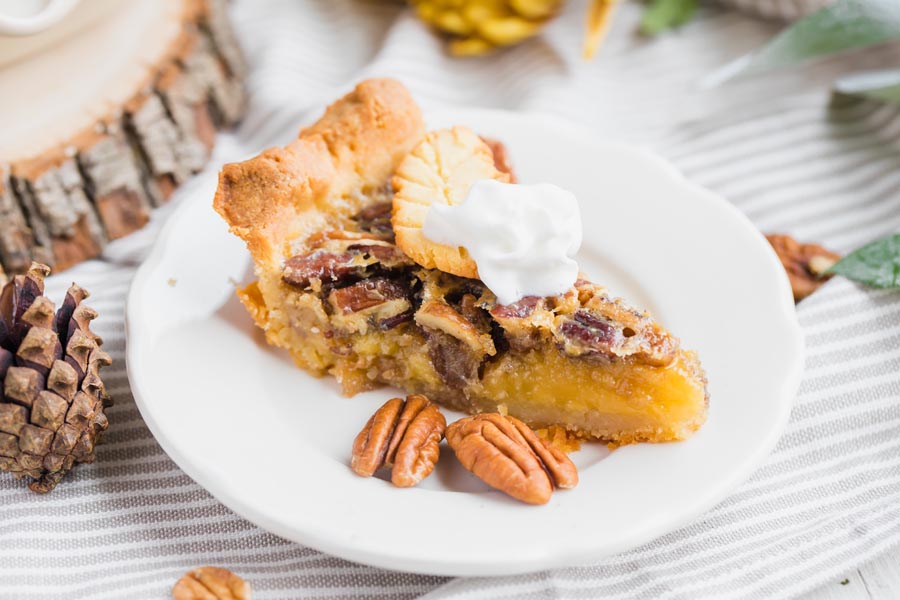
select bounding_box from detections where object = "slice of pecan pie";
[214,79,708,444]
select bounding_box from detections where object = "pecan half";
[328,277,413,334]
[282,250,367,289]
[561,310,617,347]
[328,277,410,314]
[446,414,578,505]
[766,233,840,302]
[553,293,676,367]
[351,395,446,487]
[172,566,251,600]
[282,240,412,289]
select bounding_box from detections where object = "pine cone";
[0,263,111,493]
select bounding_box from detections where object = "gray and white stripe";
[3,0,900,598]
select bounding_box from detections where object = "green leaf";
[828,234,900,288]
[834,69,900,103]
[707,0,900,84]
[640,0,698,36]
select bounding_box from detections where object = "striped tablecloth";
[4,1,900,598]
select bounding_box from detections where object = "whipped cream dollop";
[422,179,582,305]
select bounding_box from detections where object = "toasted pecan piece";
[351,395,447,487]
[282,240,413,290]
[282,250,369,289]
[415,299,496,357]
[446,413,578,505]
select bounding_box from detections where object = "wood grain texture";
[801,548,900,600]
[858,551,900,599]
[0,0,246,275]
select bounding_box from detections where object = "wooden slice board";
[0,0,246,275]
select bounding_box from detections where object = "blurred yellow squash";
[410,0,619,57]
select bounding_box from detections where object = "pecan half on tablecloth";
[172,566,252,600]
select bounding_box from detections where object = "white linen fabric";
[3,1,900,598]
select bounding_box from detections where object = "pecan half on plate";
[351,395,447,487]
[446,413,578,505]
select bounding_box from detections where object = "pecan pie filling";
[265,208,706,442]
[214,78,708,444]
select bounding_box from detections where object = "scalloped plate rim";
[126,107,804,576]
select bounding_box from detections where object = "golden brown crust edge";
[213,78,426,268]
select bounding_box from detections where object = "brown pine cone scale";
[0,263,111,493]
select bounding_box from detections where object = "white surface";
[125,108,804,576]
[0,0,183,159]
[423,179,582,304]
[0,0,79,36]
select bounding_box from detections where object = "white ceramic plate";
[126,109,804,576]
